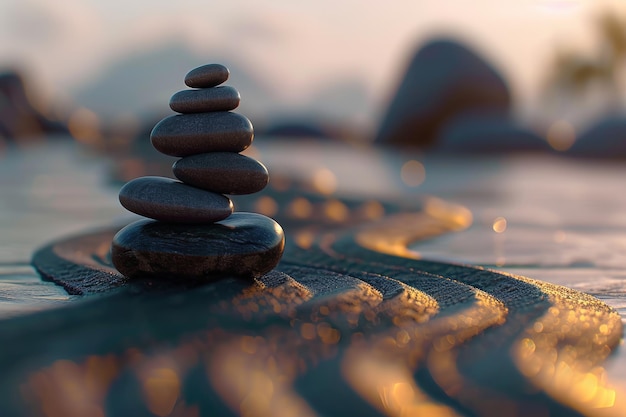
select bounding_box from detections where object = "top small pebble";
[185,64,229,88]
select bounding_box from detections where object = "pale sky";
[0,0,624,129]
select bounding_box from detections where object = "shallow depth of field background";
[1,0,626,140]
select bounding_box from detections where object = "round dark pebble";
[119,176,233,223]
[111,212,285,279]
[150,112,253,157]
[169,86,240,114]
[173,152,269,195]
[185,64,229,88]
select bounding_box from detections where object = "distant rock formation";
[569,116,626,158]
[433,112,551,154]
[375,38,511,148]
[0,70,68,140]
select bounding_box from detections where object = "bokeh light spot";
[400,160,425,187]
[68,108,101,145]
[492,217,507,233]
[300,323,316,340]
[546,120,576,151]
[359,200,385,220]
[141,368,180,417]
[324,199,349,222]
[311,168,337,195]
[288,197,313,219]
[294,231,315,249]
[255,196,278,217]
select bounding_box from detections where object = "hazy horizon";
[1,0,625,131]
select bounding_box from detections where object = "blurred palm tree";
[545,13,626,114]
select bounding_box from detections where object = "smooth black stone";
[150,112,253,157]
[173,152,269,195]
[185,64,229,88]
[119,176,233,223]
[169,86,240,114]
[111,212,285,279]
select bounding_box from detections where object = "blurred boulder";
[433,112,550,154]
[259,119,335,140]
[375,38,511,148]
[568,117,626,158]
[0,70,68,140]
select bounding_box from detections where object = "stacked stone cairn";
[111,64,285,280]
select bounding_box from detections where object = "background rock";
[568,116,626,158]
[0,70,68,140]
[375,38,511,148]
[433,111,550,154]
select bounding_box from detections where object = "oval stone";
[169,86,240,114]
[111,212,285,279]
[185,64,229,88]
[173,152,269,195]
[119,176,233,223]
[150,112,253,157]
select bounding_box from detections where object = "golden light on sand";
[424,197,473,230]
[17,169,626,417]
[506,270,626,416]
[342,355,458,417]
[209,337,318,417]
[546,120,576,151]
[400,160,426,187]
[18,251,624,417]
[355,199,473,259]
[311,168,337,195]
[492,217,507,233]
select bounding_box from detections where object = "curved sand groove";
[299,214,624,416]
[18,193,624,416]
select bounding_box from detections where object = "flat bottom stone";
[111,212,284,280]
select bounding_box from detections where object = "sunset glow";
[1,0,625,128]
